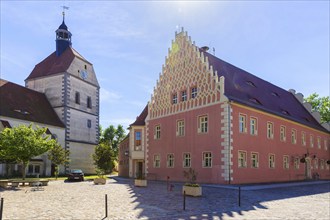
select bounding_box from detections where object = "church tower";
[25,10,100,174]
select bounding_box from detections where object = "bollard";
[183,190,186,210]
[0,197,4,220]
[105,194,108,218]
[238,187,241,207]
[167,176,170,191]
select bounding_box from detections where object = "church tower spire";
[55,7,72,56]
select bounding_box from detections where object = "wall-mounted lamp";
[124,150,129,156]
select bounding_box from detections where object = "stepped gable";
[0,80,65,127]
[25,47,89,81]
[202,50,327,132]
[130,105,148,126]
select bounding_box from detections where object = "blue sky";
[1,1,329,130]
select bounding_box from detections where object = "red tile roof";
[25,47,90,81]
[0,80,65,127]
[130,105,148,126]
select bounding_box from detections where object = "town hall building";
[0,12,99,176]
[119,29,330,184]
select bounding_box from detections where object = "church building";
[0,12,100,176]
[119,29,330,184]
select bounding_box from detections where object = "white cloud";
[100,88,121,103]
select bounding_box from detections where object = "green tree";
[48,143,70,180]
[92,142,114,175]
[0,124,57,179]
[305,93,330,123]
[100,124,126,157]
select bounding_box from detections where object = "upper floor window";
[75,92,80,104]
[135,131,141,147]
[325,139,328,150]
[176,120,185,136]
[251,152,259,168]
[317,137,321,149]
[302,132,306,146]
[153,154,160,168]
[87,96,92,109]
[172,93,177,104]
[283,155,289,169]
[198,115,208,133]
[183,153,191,168]
[239,114,247,133]
[167,154,174,168]
[191,87,197,99]
[320,159,325,170]
[314,159,318,169]
[280,126,286,142]
[310,135,314,148]
[267,122,274,139]
[202,152,212,168]
[269,154,275,168]
[291,129,297,144]
[87,119,91,128]
[181,90,187,102]
[250,117,258,135]
[155,125,161,139]
[238,151,247,168]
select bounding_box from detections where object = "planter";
[134,179,147,187]
[94,178,106,185]
[182,185,202,197]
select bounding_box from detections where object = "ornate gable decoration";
[149,29,222,119]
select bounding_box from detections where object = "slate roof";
[130,105,148,126]
[0,80,65,128]
[202,50,328,132]
[25,47,90,81]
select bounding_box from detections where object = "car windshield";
[71,169,83,173]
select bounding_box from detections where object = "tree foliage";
[99,124,126,157]
[0,124,58,179]
[92,142,114,175]
[305,93,330,123]
[48,142,70,179]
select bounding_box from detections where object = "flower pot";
[94,178,106,185]
[134,179,147,187]
[182,185,202,197]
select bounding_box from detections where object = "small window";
[135,131,141,148]
[155,125,161,139]
[249,98,261,105]
[87,96,92,109]
[34,165,40,174]
[250,117,258,135]
[181,90,187,102]
[302,132,306,146]
[267,122,274,139]
[251,152,259,168]
[198,115,208,133]
[84,64,87,70]
[280,126,286,142]
[238,151,247,168]
[87,119,91,128]
[191,87,197,98]
[294,158,300,169]
[183,153,191,168]
[269,154,275,168]
[291,129,297,144]
[176,120,185,136]
[28,165,34,173]
[239,114,247,133]
[283,155,289,169]
[153,155,160,168]
[75,92,80,104]
[310,135,314,148]
[317,137,321,149]
[172,93,178,104]
[202,152,212,168]
[167,154,174,168]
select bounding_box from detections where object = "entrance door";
[136,161,143,178]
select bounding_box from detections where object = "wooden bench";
[0,180,10,188]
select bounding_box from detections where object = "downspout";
[228,102,231,184]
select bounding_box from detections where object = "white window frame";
[250,117,258,135]
[155,125,161,139]
[283,155,289,169]
[291,129,297,144]
[294,158,300,169]
[172,93,178,104]
[239,114,247,133]
[238,151,247,168]
[183,153,191,168]
[280,125,286,142]
[317,137,321,149]
[202,152,212,168]
[153,154,160,168]
[267,122,274,139]
[310,135,314,148]
[176,120,185,137]
[181,90,187,102]
[302,132,306,146]
[269,154,275,168]
[167,154,174,168]
[251,152,259,168]
[198,115,208,133]
[191,87,197,99]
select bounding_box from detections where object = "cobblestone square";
[0,178,329,220]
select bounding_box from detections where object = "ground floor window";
[28,164,41,174]
[183,153,191,168]
[294,158,300,169]
[269,154,275,168]
[167,154,174,168]
[283,155,289,169]
[153,155,160,168]
[251,152,259,168]
[202,152,212,168]
[238,151,247,168]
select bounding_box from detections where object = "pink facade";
[119,29,330,184]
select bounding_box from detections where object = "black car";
[68,169,84,181]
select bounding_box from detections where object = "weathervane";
[61,5,69,21]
